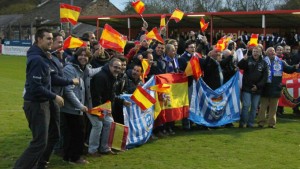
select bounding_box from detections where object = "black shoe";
[225,123,234,128]
[258,125,263,128]
[100,150,118,155]
[246,125,254,128]
[268,125,276,129]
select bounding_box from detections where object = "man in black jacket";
[90,58,122,155]
[238,46,268,128]
[14,28,64,169]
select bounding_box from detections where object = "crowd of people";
[13,23,300,168]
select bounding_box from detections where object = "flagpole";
[140,14,146,23]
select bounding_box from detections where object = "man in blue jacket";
[257,47,299,128]
[14,28,64,169]
[37,32,79,168]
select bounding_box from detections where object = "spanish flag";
[249,34,259,47]
[88,101,112,119]
[154,73,189,124]
[146,27,164,44]
[141,59,150,82]
[200,17,209,32]
[131,0,145,14]
[215,36,226,52]
[170,8,184,23]
[108,122,128,151]
[100,24,127,53]
[63,36,86,49]
[184,56,202,81]
[160,14,166,29]
[148,84,171,93]
[60,3,81,25]
[131,86,156,111]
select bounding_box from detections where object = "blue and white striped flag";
[189,72,240,127]
[121,76,155,149]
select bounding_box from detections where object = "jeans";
[100,111,114,152]
[86,113,103,154]
[86,111,113,153]
[14,101,50,169]
[240,91,260,127]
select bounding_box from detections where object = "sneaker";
[69,158,89,165]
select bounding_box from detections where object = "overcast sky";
[110,0,127,11]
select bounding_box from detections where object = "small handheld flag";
[131,86,156,111]
[200,17,209,32]
[100,24,128,53]
[60,3,81,25]
[63,36,86,49]
[131,0,145,15]
[146,27,164,44]
[170,9,184,23]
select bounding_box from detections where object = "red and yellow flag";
[141,59,150,82]
[131,86,156,111]
[108,122,128,151]
[200,17,209,32]
[249,34,259,47]
[63,36,86,49]
[131,0,145,14]
[100,24,127,53]
[170,8,184,23]
[60,3,81,25]
[215,36,226,52]
[88,101,112,119]
[148,84,171,93]
[146,27,164,44]
[184,56,202,81]
[160,14,166,29]
[154,73,189,123]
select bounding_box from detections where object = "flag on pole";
[170,9,184,23]
[148,84,171,93]
[100,24,127,53]
[108,122,128,151]
[63,36,86,49]
[200,17,209,32]
[146,27,164,44]
[215,36,226,52]
[249,34,259,47]
[184,56,202,81]
[141,59,150,82]
[160,14,166,29]
[189,72,240,127]
[131,86,156,111]
[88,101,112,119]
[131,0,145,14]
[60,3,81,25]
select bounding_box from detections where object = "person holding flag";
[90,58,130,155]
[61,47,101,164]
